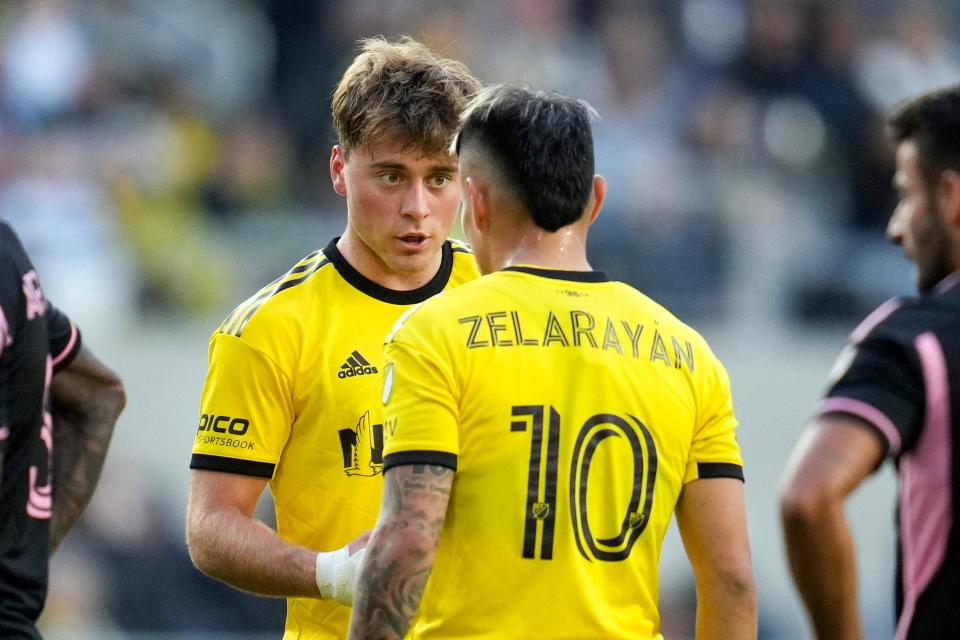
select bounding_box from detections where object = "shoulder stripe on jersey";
[932,270,960,295]
[383,450,458,472]
[190,453,275,478]
[850,297,903,344]
[220,250,324,334]
[697,462,744,482]
[220,254,329,337]
[219,250,323,333]
[448,238,472,253]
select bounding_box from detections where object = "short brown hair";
[332,36,481,157]
[888,84,960,185]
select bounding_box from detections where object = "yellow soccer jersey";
[190,238,478,640]
[381,265,743,640]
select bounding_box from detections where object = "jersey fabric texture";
[189,237,478,639]
[381,265,744,640]
[0,222,81,639]
[817,271,960,640]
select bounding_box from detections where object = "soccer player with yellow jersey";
[185,38,481,639]
[349,85,758,640]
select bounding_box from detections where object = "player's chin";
[389,250,438,278]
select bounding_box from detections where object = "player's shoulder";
[856,283,960,351]
[848,294,946,348]
[448,237,473,256]
[215,248,333,341]
[446,238,480,283]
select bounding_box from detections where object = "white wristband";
[315,546,365,606]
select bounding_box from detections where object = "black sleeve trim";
[190,453,275,478]
[819,410,892,459]
[383,450,458,472]
[697,462,744,482]
[52,328,82,373]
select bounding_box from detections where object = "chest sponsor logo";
[338,350,378,379]
[338,411,384,477]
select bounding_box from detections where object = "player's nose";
[400,181,429,220]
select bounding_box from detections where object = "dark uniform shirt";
[817,271,960,640]
[0,223,81,638]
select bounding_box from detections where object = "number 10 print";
[511,404,657,562]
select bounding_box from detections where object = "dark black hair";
[454,84,596,232]
[888,84,960,185]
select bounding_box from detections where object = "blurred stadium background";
[3,0,951,637]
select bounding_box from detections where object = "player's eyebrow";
[428,160,458,173]
[368,161,406,171]
[369,161,458,173]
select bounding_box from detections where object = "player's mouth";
[397,233,429,249]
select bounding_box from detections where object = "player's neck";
[336,232,443,291]
[500,224,592,272]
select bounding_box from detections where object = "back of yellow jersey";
[382,266,743,639]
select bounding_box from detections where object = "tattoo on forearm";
[351,465,453,640]
[50,404,117,550]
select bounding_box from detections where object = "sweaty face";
[332,138,461,289]
[889,141,951,293]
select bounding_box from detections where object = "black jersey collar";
[323,237,454,305]
[932,270,960,296]
[502,265,609,282]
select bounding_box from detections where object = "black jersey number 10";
[510,404,657,562]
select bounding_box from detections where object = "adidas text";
[338,365,378,379]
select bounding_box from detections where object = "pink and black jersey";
[817,271,960,640]
[0,222,81,638]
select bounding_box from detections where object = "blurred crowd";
[3,0,955,636]
[4,0,953,323]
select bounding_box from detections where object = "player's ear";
[466,177,488,231]
[585,175,606,225]
[330,145,348,197]
[938,170,960,228]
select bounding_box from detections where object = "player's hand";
[316,530,372,606]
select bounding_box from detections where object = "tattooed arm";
[50,345,125,552]
[349,464,453,640]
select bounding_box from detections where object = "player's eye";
[430,175,451,188]
[379,173,401,185]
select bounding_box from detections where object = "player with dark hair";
[781,84,960,639]
[185,37,481,638]
[0,222,125,638]
[349,84,757,640]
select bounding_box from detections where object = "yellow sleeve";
[190,332,295,477]
[683,351,744,484]
[381,321,459,471]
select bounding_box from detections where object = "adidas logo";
[338,350,379,379]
